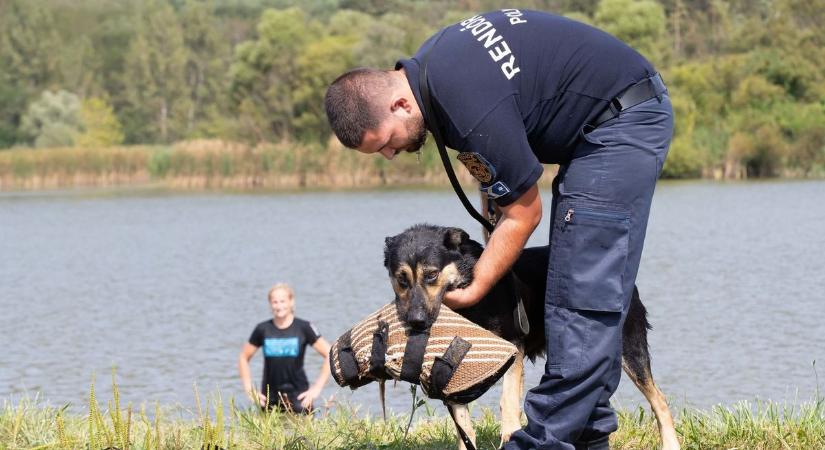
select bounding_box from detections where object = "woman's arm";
[238,342,266,406]
[297,337,332,409]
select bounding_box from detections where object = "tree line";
[1,0,823,179]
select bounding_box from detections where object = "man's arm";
[238,342,266,406]
[444,183,542,309]
[297,337,332,409]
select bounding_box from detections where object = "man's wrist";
[467,271,493,301]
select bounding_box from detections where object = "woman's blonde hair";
[268,283,295,313]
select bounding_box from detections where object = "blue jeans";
[507,91,673,449]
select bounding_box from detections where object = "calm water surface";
[1,181,824,416]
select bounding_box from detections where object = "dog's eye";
[396,275,409,289]
[424,270,439,283]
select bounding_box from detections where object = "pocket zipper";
[564,207,629,223]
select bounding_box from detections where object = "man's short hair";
[325,68,394,148]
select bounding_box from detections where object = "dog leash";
[448,404,478,450]
[418,32,527,450]
[418,32,530,339]
[418,31,494,235]
[419,38,480,450]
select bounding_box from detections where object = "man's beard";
[404,115,428,153]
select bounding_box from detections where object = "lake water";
[1,180,824,417]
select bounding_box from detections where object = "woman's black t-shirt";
[248,318,320,398]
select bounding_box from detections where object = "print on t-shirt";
[263,337,299,357]
[248,318,321,401]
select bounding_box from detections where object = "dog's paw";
[499,421,521,448]
[499,432,513,449]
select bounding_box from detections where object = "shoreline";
[2,141,822,194]
[1,177,821,200]
[3,392,823,449]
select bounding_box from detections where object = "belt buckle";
[609,97,623,115]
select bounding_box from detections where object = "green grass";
[2,374,824,450]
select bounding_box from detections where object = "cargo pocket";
[580,117,616,147]
[548,200,631,313]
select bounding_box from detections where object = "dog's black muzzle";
[406,310,428,330]
[403,287,439,331]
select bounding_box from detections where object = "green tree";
[353,14,413,68]
[20,90,82,148]
[180,0,233,138]
[661,92,703,178]
[293,35,357,142]
[0,1,63,92]
[0,0,64,147]
[594,0,667,63]
[76,97,125,147]
[122,0,190,143]
[0,81,28,148]
[229,7,316,141]
[328,9,374,36]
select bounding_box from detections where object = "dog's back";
[383,224,651,364]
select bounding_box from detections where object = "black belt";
[590,73,667,128]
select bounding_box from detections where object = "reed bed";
[1,374,823,449]
[0,140,512,191]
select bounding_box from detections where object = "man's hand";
[444,284,484,310]
[443,185,542,311]
[297,385,323,410]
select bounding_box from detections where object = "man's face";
[357,110,427,160]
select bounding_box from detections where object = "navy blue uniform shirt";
[396,9,655,205]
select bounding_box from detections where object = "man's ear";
[443,227,469,251]
[391,96,412,114]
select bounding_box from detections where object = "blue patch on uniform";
[483,181,511,199]
[263,337,299,357]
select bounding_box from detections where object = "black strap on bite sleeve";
[368,320,389,378]
[336,329,360,385]
[399,329,430,383]
[430,336,471,398]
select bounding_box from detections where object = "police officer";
[325,9,673,450]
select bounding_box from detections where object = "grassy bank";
[0,140,497,192]
[5,139,823,193]
[2,381,824,450]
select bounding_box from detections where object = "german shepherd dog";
[384,224,679,450]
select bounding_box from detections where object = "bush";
[20,90,82,148]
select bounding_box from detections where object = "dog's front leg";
[447,402,476,450]
[499,351,524,446]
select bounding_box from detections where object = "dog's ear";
[443,227,469,251]
[383,236,395,269]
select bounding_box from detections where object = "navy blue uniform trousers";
[507,90,673,450]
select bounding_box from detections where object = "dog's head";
[383,224,482,330]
